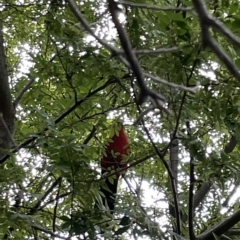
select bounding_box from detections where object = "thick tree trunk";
[0,19,15,159]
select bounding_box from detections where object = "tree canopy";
[1,0,240,239]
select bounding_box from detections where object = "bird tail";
[95,170,119,214]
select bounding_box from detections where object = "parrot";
[97,126,130,214]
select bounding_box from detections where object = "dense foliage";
[1,0,240,239]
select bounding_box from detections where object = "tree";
[1,0,240,239]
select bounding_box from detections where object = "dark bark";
[0,19,15,159]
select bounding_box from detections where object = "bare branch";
[197,208,240,240]
[144,72,198,92]
[192,0,240,80]
[116,47,179,56]
[118,1,193,12]
[133,107,160,126]
[195,2,240,49]
[207,36,240,80]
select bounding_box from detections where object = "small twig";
[133,106,157,126]
[83,126,97,145]
[28,177,62,215]
[39,191,72,210]
[31,224,68,240]
[116,47,179,56]
[14,75,35,108]
[98,153,156,181]
[52,178,62,232]
[144,72,198,92]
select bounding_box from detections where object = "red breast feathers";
[101,128,129,170]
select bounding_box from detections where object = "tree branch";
[28,177,62,215]
[193,133,238,211]
[118,1,193,12]
[0,77,116,163]
[192,0,240,80]
[197,208,240,240]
